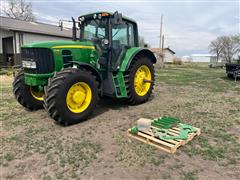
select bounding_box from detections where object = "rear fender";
[119,47,157,72]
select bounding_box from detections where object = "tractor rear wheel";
[44,68,98,125]
[13,70,44,110]
[227,74,234,79]
[125,55,155,104]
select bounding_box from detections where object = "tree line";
[209,34,240,63]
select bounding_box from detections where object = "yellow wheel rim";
[134,65,152,96]
[30,86,44,101]
[66,82,92,113]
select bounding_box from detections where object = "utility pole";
[162,35,165,50]
[159,15,164,67]
[159,15,163,51]
[162,35,165,64]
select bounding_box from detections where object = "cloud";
[0,0,9,16]
[132,1,239,55]
[33,11,59,24]
[1,0,238,56]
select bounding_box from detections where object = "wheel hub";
[66,82,92,113]
[30,86,44,101]
[134,65,152,96]
[72,91,86,104]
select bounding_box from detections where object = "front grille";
[21,48,54,74]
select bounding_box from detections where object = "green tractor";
[13,11,156,125]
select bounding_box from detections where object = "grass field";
[1,63,240,179]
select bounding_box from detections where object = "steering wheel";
[92,36,109,50]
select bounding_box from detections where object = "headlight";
[22,60,36,69]
[79,17,85,21]
[78,16,85,21]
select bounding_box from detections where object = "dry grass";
[1,63,240,179]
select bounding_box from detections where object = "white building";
[0,16,72,67]
[181,56,192,63]
[149,47,176,64]
[163,47,176,63]
[190,54,216,63]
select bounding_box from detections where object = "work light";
[22,60,36,69]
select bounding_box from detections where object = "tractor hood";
[21,40,95,49]
[22,40,98,73]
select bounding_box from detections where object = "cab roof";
[78,11,137,24]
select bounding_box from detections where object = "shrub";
[173,57,183,65]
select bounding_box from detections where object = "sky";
[1,0,239,56]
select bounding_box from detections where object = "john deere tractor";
[13,12,156,125]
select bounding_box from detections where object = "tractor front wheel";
[125,55,155,104]
[44,68,98,125]
[13,70,44,110]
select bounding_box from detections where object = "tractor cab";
[76,12,139,70]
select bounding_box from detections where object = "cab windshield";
[80,18,108,41]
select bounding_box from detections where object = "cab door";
[110,21,136,70]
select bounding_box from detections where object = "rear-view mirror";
[113,11,123,24]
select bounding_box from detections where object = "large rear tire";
[13,70,44,110]
[125,55,155,104]
[227,74,234,79]
[44,68,98,125]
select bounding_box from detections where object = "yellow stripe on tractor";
[52,45,95,49]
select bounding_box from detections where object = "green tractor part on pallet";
[12,11,156,125]
[130,126,139,135]
[130,117,197,141]
[131,117,180,134]
[152,116,180,129]
[153,123,197,140]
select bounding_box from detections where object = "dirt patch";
[1,66,240,179]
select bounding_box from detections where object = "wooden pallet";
[127,126,201,153]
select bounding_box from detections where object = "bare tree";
[231,34,240,61]
[209,34,240,63]
[3,0,35,21]
[220,35,240,63]
[209,37,223,63]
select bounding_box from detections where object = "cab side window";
[128,23,135,47]
[112,23,128,45]
[112,22,135,47]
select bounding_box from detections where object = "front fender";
[70,61,102,91]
